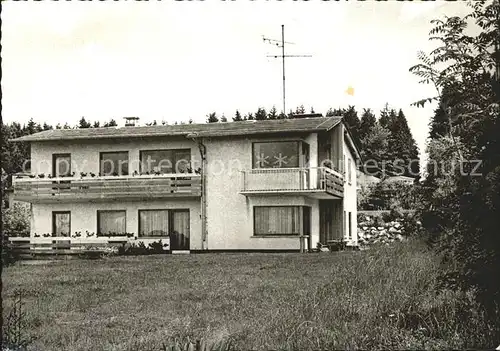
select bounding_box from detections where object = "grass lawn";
[1,240,489,350]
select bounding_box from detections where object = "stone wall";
[357,212,422,249]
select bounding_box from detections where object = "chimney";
[123,116,140,127]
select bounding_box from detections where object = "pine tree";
[310,107,316,114]
[295,105,306,114]
[379,103,392,128]
[220,114,228,122]
[277,111,287,119]
[93,121,101,128]
[42,122,53,131]
[245,112,254,121]
[78,116,92,128]
[268,106,278,120]
[325,108,335,117]
[342,105,361,144]
[358,108,376,143]
[255,107,267,121]
[103,119,118,127]
[388,109,420,177]
[233,110,243,122]
[206,112,219,123]
[359,122,391,178]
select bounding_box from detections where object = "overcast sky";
[2,1,474,164]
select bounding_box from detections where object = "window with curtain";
[254,206,300,235]
[100,152,129,176]
[140,149,191,174]
[52,154,71,177]
[139,210,169,237]
[97,210,126,235]
[52,211,71,236]
[252,142,299,169]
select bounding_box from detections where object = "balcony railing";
[13,173,202,202]
[241,167,344,198]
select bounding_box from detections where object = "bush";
[2,202,30,237]
[2,290,31,350]
[119,240,168,255]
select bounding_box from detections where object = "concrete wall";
[343,135,358,245]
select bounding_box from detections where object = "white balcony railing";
[12,173,202,202]
[241,167,344,197]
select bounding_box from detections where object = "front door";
[169,210,190,251]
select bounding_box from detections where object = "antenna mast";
[263,25,312,115]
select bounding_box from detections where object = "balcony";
[12,174,202,203]
[240,167,344,199]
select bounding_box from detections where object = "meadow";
[2,240,493,350]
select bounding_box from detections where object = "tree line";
[206,104,420,179]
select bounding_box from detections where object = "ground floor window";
[348,212,352,239]
[97,210,126,235]
[253,206,302,235]
[52,211,71,236]
[139,210,169,237]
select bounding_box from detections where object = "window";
[52,154,71,177]
[140,149,191,174]
[97,210,126,235]
[254,206,300,235]
[348,212,352,239]
[253,141,299,169]
[348,158,352,184]
[52,211,71,236]
[139,210,169,237]
[100,152,128,176]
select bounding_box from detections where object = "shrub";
[119,240,168,255]
[2,290,31,350]
[2,202,30,237]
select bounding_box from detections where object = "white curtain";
[54,212,70,236]
[99,211,126,234]
[254,207,300,235]
[139,210,169,237]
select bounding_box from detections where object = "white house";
[10,115,360,252]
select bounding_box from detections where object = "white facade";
[13,119,359,251]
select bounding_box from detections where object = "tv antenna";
[263,25,312,115]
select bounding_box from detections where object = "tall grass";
[2,240,495,350]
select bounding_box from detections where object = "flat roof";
[10,116,342,142]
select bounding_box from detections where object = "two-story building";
[10,115,360,252]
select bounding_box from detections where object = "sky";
[1,0,475,166]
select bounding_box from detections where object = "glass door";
[52,154,71,190]
[169,210,190,251]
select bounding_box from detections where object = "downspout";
[187,133,208,250]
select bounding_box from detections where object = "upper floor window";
[140,149,191,174]
[100,151,129,176]
[252,141,299,169]
[52,154,71,177]
[348,157,352,184]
